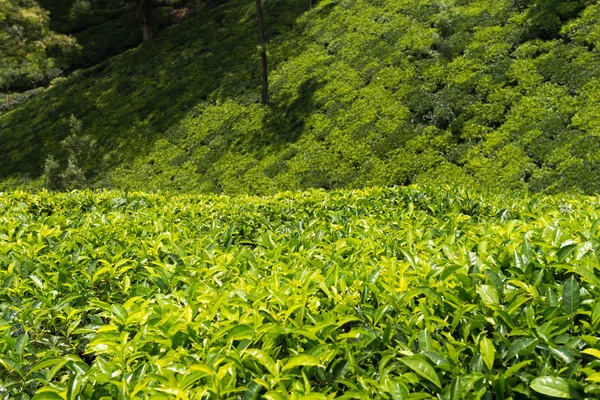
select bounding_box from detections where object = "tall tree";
[135,0,155,41]
[0,0,78,92]
[255,0,268,104]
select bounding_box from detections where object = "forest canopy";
[0,0,78,91]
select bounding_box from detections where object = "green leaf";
[282,355,321,371]
[67,373,84,400]
[111,304,128,323]
[530,376,574,399]
[494,373,506,400]
[31,357,69,373]
[476,285,499,305]
[329,359,348,382]
[563,276,581,315]
[243,381,263,400]
[368,266,383,284]
[484,269,503,295]
[0,357,24,377]
[418,329,432,352]
[228,324,255,341]
[384,378,408,400]
[592,302,600,326]
[32,393,64,400]
[441,264,463,281]
[400,356,441,388]
[590,218,600,237]
[505,338,538,361]
[15,332,28,357]
[547,288,559,307]
[446,377,462,400]
[557,244,577,262]
[480,337,495,370]
[550,346,575,364]
[244,349,278,376]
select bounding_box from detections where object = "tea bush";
[3,0,600,194]
[1,185,600,398]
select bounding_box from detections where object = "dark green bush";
[44,115,97,190]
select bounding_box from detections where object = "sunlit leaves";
[1,187,600,399]
[530,376,576,399]
[399,357,441,388]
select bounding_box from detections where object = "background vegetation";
[2,0,600,194]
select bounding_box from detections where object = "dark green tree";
[0,0,79,92]
[135,0,155,41]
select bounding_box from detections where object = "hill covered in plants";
[2,0,600,194]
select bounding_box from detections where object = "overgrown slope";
[2,0,600,194]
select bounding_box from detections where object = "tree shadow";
[0,0,337,182]
[254,77,324,151]
[521,0,588,40]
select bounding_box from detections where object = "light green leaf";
[264,391,288,400]
[480,337,495,370]
[400,356,441,388]
[228,324,255,341]
[282,354,321,371]
[530,376,574,398]
[111,304,128,323]
[298,394,327,400]
[244,349,278,377]
[582,348,600,359]
[31,392,64,400]
[476,285,499,305]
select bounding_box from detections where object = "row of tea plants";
[1,186,600,399]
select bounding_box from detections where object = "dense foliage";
[0,0,78,92]
[2,0,600,194]
[1,0,184,113]
[1,186,600,399]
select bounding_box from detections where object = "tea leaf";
[530,376,574,399]
[563,276,581,315]
[400,357,441,388]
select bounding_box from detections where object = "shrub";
[44,115,97,190]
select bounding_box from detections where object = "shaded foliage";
[2,0,600,194]
[0,0,79,92]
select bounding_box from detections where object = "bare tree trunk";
[136,0,155,41]
[255,0,268,105]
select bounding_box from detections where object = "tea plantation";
[1,186,600,399]
[4,0,600,194]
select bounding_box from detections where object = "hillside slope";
[2,0,600,194]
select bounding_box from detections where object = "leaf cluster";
[0,186,600,399]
